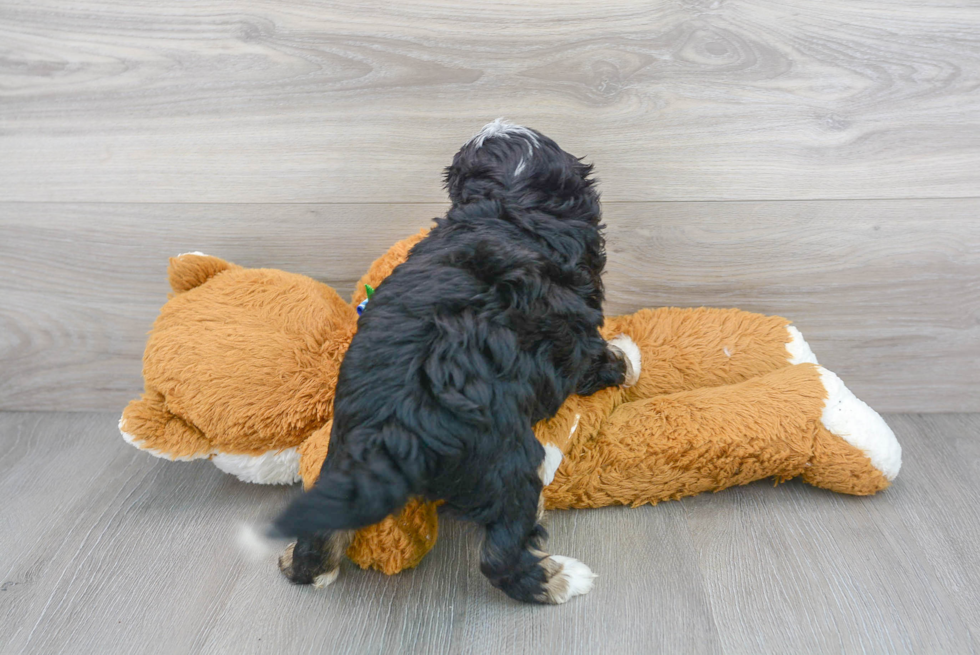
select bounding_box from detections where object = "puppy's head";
[444,119,599,224]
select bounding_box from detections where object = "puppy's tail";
[270,450,416,538]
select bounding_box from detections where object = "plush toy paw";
[608,334,642,387]
[539,444,564,487]
[119,392,213,462]
[345,499,440,575]
[210,449,302,485]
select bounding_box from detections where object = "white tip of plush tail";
[817,366,902,480]
[237,523,282,562]
[786,325,819,365]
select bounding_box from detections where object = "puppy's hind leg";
[279,530,353,589]
[479,466,595,604]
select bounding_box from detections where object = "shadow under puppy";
[272,120,641,604]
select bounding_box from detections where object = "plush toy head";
[121,232,437,574]
[121,231,430,479]
[120,255,355,481]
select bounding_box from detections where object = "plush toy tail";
[543,363,899,511]
[272,449,416,538]
[167,252,239,294]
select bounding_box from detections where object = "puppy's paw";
[279,542,324,586]
[278,542,305,583]
[608,334,641,387]
[537,555,597,604]
[313,569,340,589]
[279,540,343,589]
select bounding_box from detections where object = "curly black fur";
[273,122,627,603]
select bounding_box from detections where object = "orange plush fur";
[121,231,900,576]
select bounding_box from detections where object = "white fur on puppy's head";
[467,118,540,151]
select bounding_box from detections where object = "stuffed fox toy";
[121,231,901,574]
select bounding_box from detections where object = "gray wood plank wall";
[1,0,978,412]
[2,200,978,412]
[2,0,979,203]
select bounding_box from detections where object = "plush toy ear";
[350,229,430,306]
[167,252,239,294]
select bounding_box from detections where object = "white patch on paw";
[280,542,295,568]
[313,569,340,589]
[177,251,208,257]
[786,325,819,365]
[211,448,302,485]
[817,366,901,480]
[609,334,642,387]
[118,415,211,462]
[540,444,564,487]
[548,556,596,603]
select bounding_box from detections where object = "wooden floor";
[1,411,977,654]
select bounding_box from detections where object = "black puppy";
[273,120,640,604]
